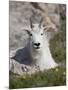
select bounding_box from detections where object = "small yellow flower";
[55,68,59,72]
[23,76,26,79]
[63,72,65,75]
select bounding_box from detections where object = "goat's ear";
[43,25,57,32]
[43,27,48,31]
[43,24,50,32]
[25,29,31,36]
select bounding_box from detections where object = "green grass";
[50,18,66,64]
[9,66,66,89]
[9,18,66,89]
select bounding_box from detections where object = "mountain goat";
[25,17,58,71]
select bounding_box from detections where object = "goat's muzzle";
[33,43,40,49]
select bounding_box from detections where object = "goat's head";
[25,18,46,51]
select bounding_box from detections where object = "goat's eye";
[30,33,32,36]
[41,33,43,35]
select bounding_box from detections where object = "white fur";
[26,24,58,71]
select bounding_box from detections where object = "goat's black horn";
[39,17,43,27]
[30,17,34,28]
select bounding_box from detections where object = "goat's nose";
[37,43,40,46]
[34,43,40,46]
